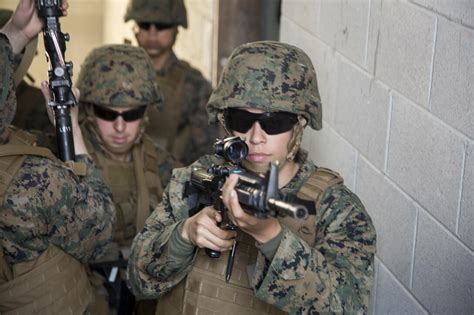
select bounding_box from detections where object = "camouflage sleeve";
[0,33,17,130]
[252,185,376,314]
[1,154,116,264]
[127,159,211,298]
[179,72,219,165]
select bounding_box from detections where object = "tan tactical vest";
[155,168,343,315]
[146,60,188,158]
[0,126,93,314]
[86,135,164,245]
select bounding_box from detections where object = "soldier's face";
[134,23,178,59]
[230,108,294,170]
[94,106,144,156]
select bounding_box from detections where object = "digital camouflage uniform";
[125,0,218,166]
[0,9,52,134]
[127,41,376,314]
[76,44,179,252]
[0,33,115,314]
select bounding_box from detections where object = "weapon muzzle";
[267,198,308,219]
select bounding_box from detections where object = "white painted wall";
[280,0,473,313]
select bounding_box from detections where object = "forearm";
[1,23,30,55]
[0,33,16,119]
[127,218,195,298]
[72,119,88,155]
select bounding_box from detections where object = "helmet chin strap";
[218,111,307,175]
[286,116,307,161]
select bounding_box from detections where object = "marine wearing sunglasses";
[137,22,175,31]
[224,108,298,135]
[92,104,147,122]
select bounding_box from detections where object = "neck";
[107,150,132,163]
[278,161,299,188]
[151,49,172,71]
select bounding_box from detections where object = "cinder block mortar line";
[376,257,429,314]
[358,154,473,254]
[418,203,474,255]
[410,205,420,290]
[407,0,474,31]
[353,152,359,194]
[455,142,468,235]
[284,12,369,72]
[383,92,394,173]
[427,16,438,111]
[364,0,373,68]
[392,91,473,143]
[286,3,471,143]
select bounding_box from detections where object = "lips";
[111,136,128,144]
[247,152,270,162]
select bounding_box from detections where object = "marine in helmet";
[76,44,179,312]
[124,0,218,165]
[0,1,115,313]
[127,41,376,314]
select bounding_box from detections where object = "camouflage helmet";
[76,44,162,109]
[207,41,322,130]
[124,0,188,28]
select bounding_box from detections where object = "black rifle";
[36,0,76,162]
[189,136,308,282]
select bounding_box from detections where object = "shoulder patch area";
[297,167,344,209]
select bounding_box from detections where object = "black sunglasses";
[137,22,175,31]
[225,108,298,135]
[92,104,147,122]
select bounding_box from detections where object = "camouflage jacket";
[1,153,116,265]
[0,34,115,266]
[146,52,219,165]
[127,152,376,313]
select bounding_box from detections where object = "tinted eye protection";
[92,104,146,122]
[225,108,298,135]
[137,22,175,31]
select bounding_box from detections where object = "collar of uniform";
[280,149,316,196]
[156,51,179,77]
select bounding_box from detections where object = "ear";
[132,22,140,35]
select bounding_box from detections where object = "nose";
[248,121,266,145]
[148,24,159,35]
[113,116,126,133]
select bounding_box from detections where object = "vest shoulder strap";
[142,136,159,172]
[281,167,344,246]
[0,129,59,283]
[6,126,36,145]
[297,167,344,210]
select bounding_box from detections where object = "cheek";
[273,131,293,154]
[95,119,112,136]
[159,30,176,45]
[128,121,143,138]
[135,30,147,43]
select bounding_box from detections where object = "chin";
[145,48,163,57]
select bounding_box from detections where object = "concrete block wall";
[280,0,473,314]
